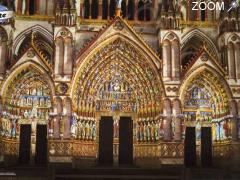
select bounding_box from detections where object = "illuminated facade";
[0,0,239,167]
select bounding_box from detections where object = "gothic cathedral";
[0,0,239,167]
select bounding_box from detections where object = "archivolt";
[180,67,231,115]
[71,38,164,118]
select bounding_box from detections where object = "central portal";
[98,116,133,165]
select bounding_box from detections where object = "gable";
[76,17,161,69]
[183,50,225,78]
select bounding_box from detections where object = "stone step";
[54,174,181,180]
[54,166,183,180]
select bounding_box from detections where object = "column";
[162,40,171,81]
[89,0,92,19]
[134,0,138,20]
[17,0,22,14]
[53,97,62,139]
[172,99,181,141]
[235,42,240,79]
[230,100,238,140]
[35,0,40,14]
[22,0,26,15]
[163,98,172,141]
[53,114,60,138]
[0,41,7,76]
[98,0,102,19]
[26,0,30,15]
[63,97,72,139]
[151,0,155,20]
[63,38,73,75]
[45,0,48,15]
[54,37,64,76]
[107,0,110,19]
[227,42,236,79]
[171,40,180,81]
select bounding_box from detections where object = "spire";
[115,0,122,17]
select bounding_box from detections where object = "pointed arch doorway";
[180,68,232,166]
[1,65,54,165]
[71,37,165,166]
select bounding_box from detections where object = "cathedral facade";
[0,0,240,167]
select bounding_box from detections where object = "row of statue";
[185,87,211,107]
[136,120,163,142]
[0,118,18,138]
[70,118,97,141]
[184,113,213,122]
[96,101,137,112]
[17,96,51,108]
[99,91,132,100]
[103,78,131,92]
[3,108,50,120]
[212,120,231,141]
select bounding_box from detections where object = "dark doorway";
[99,116,113,165]
[35,124,48,165]
[119,116,133,165]
[19,125,31,164]
[29,0,35,15]
[201,127,212,167]
[184,127,196,167]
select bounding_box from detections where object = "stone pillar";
[162,40,171,81]
[98,0,102,19]
[89,0,92,19]
[63,38,73,75]
[163,98,172,141]
[227,42,236,79]
[63,97,72,138]
[17,0,22,14]
[134,0,138,20]
[171,40,180,81]
[235,42,240,79]
[230,100,238,140]
[80,1,83,18]
[0,41,7,77]
[22,0,26,14]
[53,97,62,139]
[172,99,181,141]
[54,37,64,76]
[45,0,48,15]
[35,0,40,14]
[26,0,30,15]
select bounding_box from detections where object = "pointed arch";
[0,26,8,75]
[71,35,165,119]
[179,65,232,113]
[13,25,53,56]
[162,31,180,42]
[181,29,218,57]
[1,60,55,101]
[181,29,219,67]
